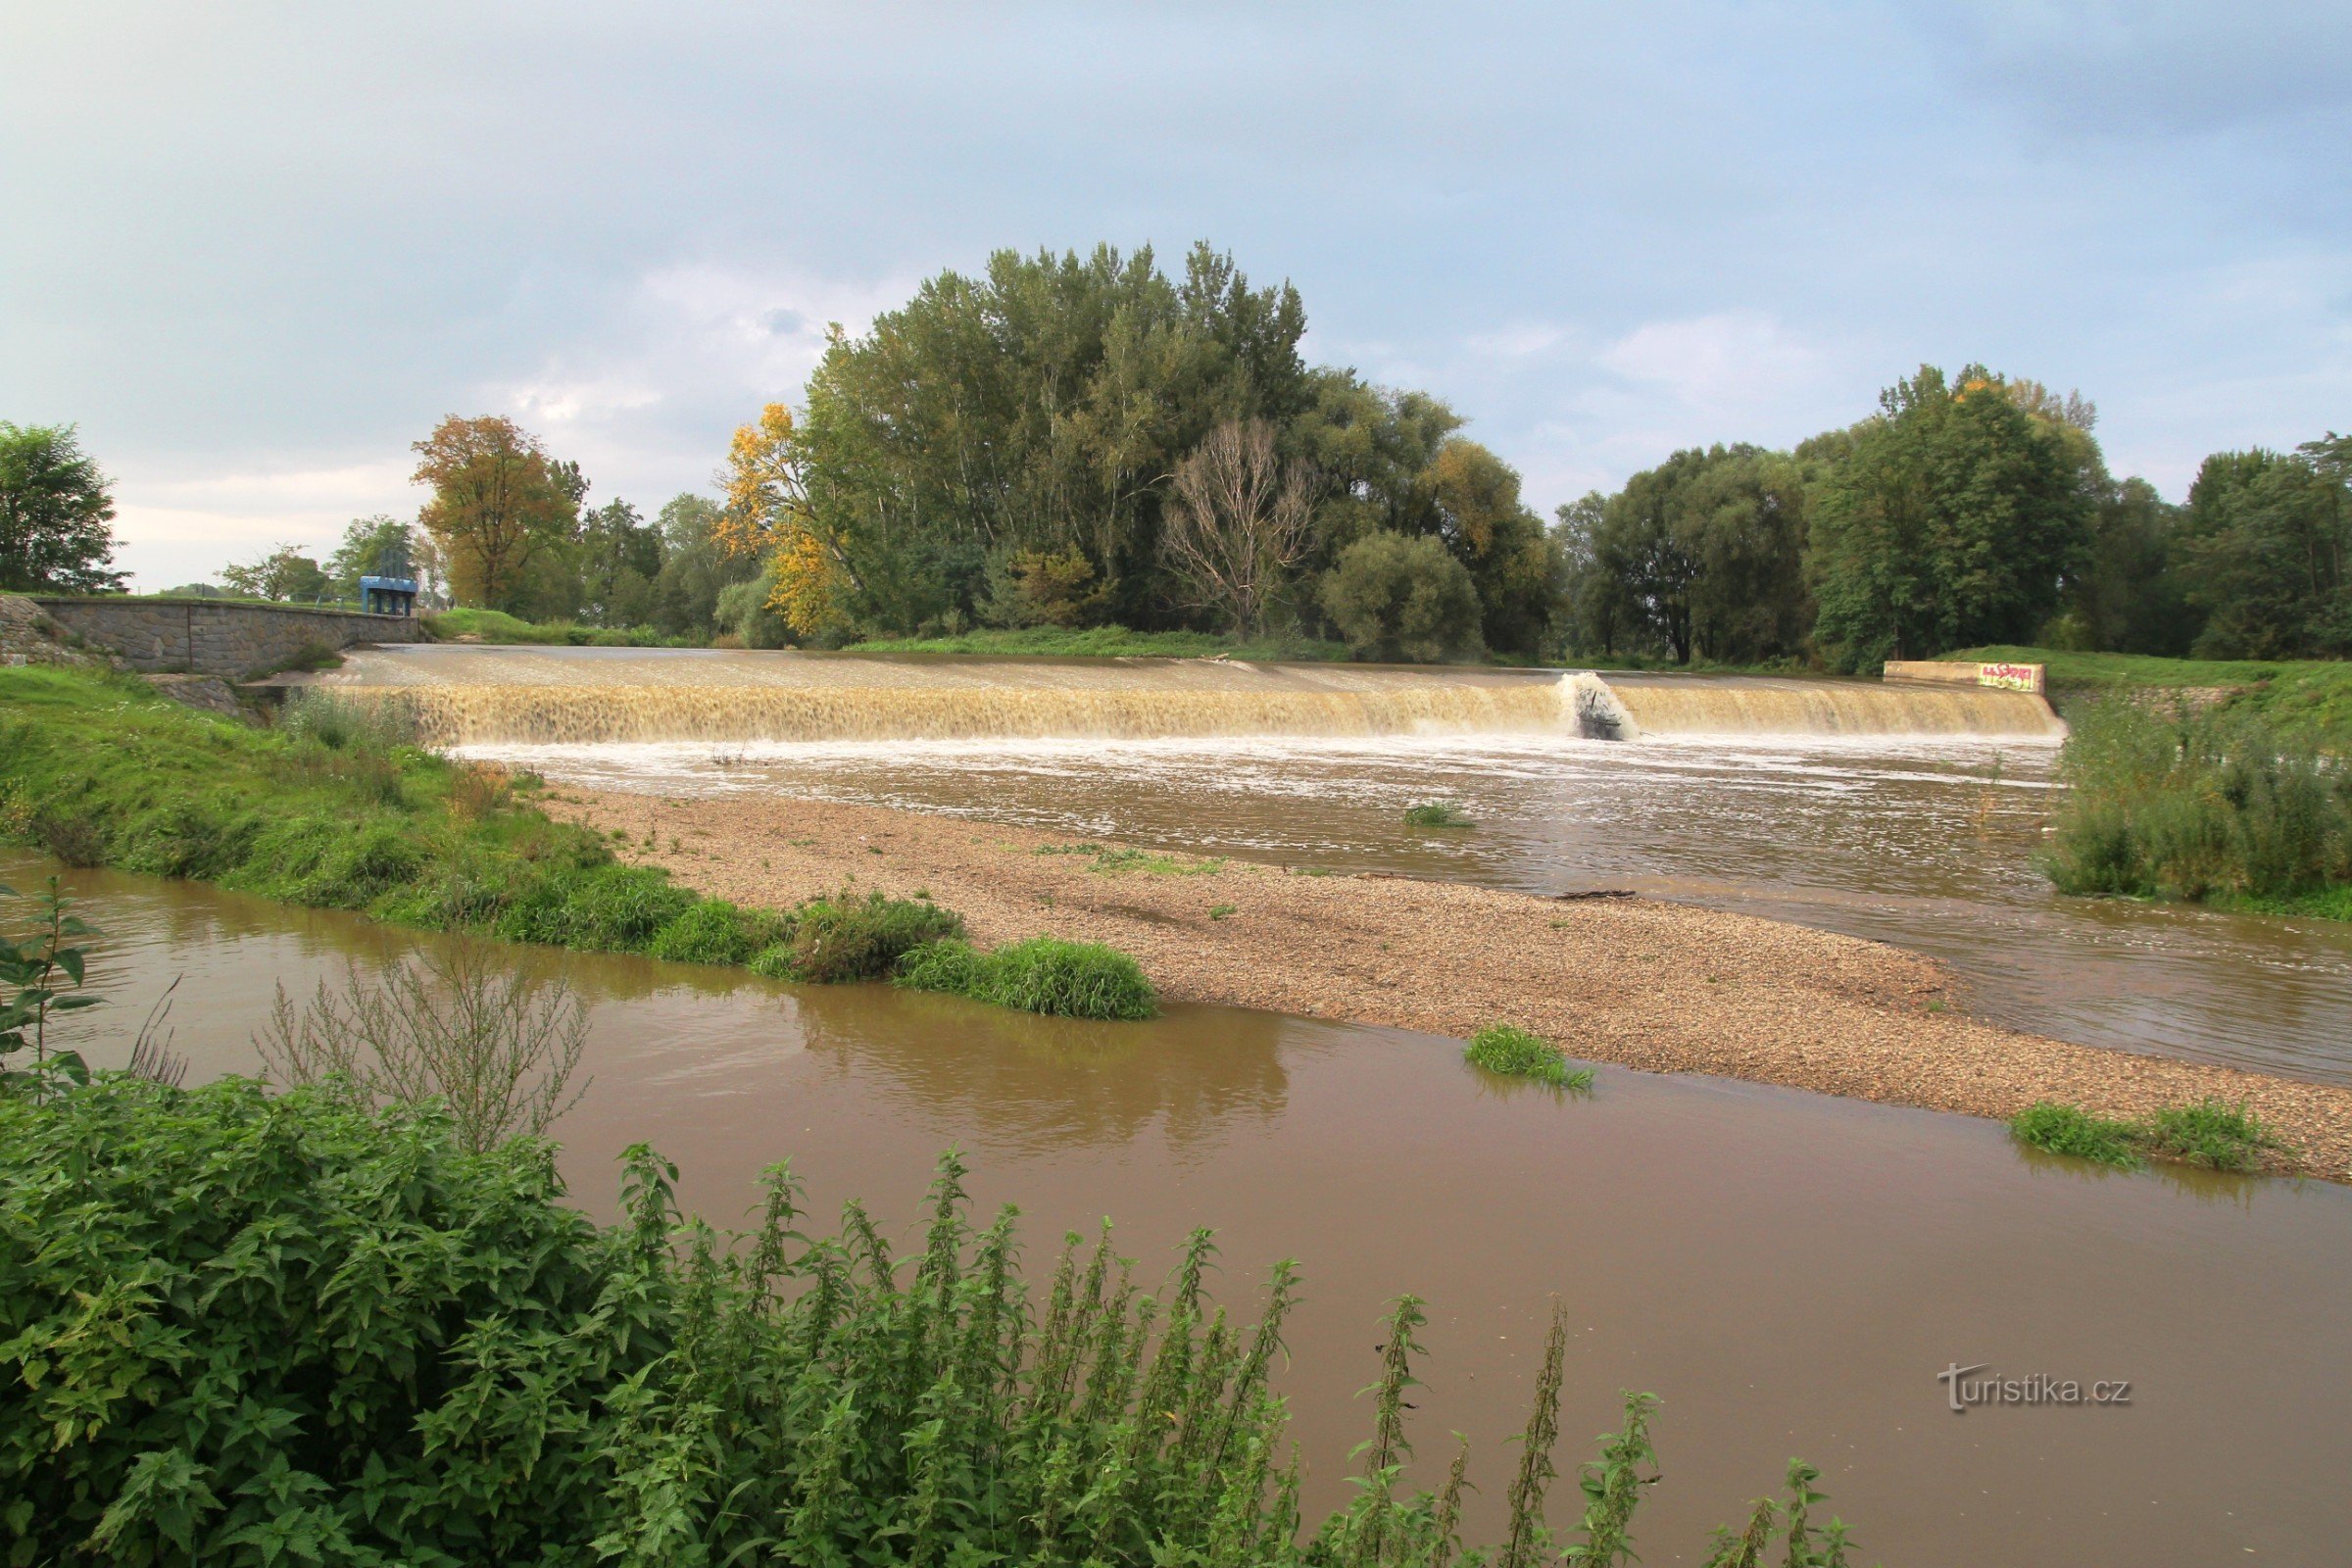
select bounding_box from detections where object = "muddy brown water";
[464,728,2352,1086]
[15,850,2351,1567]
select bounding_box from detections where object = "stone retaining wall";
[28,597,420,678]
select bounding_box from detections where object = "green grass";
[421,608,688,648]
[846,624,1350,662]
[1463,1023,1593,1089]
[0,665,1098,1015]
[760,888,964,982]
[2009,1098,2286,1173]
[896,935,1159,1020]
[1403,802,1474,829]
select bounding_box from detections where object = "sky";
[3,1,2348,590]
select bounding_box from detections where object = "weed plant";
[1464,1024,1592,1090]
[2009,1097,2284,1172]
[2044,698,2352,917]
[1404,803,1474,829]
[0,1079,1859,1566]
[898,936,1159,1020]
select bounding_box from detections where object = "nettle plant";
[0,877,101,1090]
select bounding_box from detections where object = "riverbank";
[544,786,2352,1182]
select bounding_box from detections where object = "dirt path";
[547,787,2352,1182]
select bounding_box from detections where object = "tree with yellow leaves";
[715,403,841,638]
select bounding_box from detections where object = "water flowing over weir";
[328,646,2063,746]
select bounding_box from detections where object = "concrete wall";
[1883,659,2045,695]
[29,597,421,678]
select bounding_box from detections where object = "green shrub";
[2137,1099,2281,1172]
[2045,698,2352,912]
[1464,1023,1592,1088]
[2008,1102,2144,1167]
[897,935,1159,1020]
[1403,802,1473,828]
[785,889,965,982]
[1317,532,1486,663]
[0,1081,1858,1567]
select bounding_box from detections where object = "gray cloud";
[2,1,2344,586]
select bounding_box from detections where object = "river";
[14,848,2350,1567]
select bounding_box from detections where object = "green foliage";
[897,935,1159,1020]
[782,889,966,983]
[1463,1025,1592,1089]
[1319,532,1486,662]
[797,242,1313,634]
[2044,698,2351,911]
[1565,444,1811,664]
[2007,1102,2143,1168]
[1403,802,1473,828]
[647,899,781,966]
[2009,1098,2285,1173]
[0,420,124,593]
[278,687,420,752]
[0,877,99,1085]
[0,1088,1855,1567]
[2136,1100,2283,1172]
[2177,435,2351,660]
[1807,367,2092,670]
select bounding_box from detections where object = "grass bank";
[421,607,692,647]
[1,1076,1860,1565]
[0,666,1149,1014]
[846,624,1350,661]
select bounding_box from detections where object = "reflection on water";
[460,730,2352,1084]
[13,852,2352,1568]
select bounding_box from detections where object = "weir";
[327,646,2063,746]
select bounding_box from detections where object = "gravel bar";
[548,787,2352,1183]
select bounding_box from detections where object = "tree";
[0,423,124,593]
[1578,445,1810,664]
[715,403,839,638]
[1161,419,1315,635]
[2176,437,2351,658]
[1806,366,2091,669]
[411,416,578,612]
[1318,532,1484,662]
[326,516,415,597]
[651,494,760,639]
[1423,439,1557,658]
[2062,476,2193,655]
[576,500,662,627]
[794,242,1311,633]
[220,544,330,603]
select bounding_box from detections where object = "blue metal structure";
[358,575,418,616]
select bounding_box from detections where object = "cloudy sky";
[4,1,2347,589]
